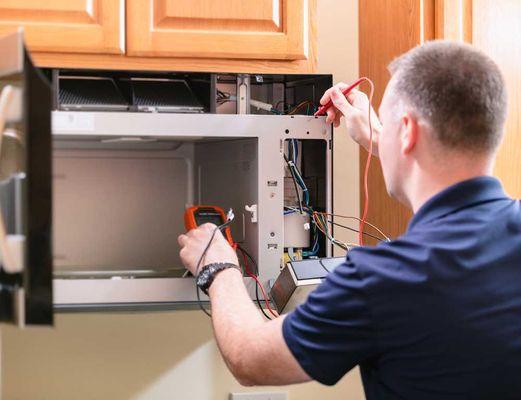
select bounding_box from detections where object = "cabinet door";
[359,0,434,242]
[360,0,521,242]
[127,0,309,60]
[0,0,124,54]
[471,0,521,198]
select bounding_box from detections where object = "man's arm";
[178,224,310,386]
[209,268,310,386]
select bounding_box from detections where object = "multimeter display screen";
[194,209,225,227]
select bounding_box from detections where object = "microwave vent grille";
[59,78,129,111]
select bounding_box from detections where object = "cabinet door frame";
[127,0,309,60]
[0,0,125,54]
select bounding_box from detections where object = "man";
[178,40,521,399]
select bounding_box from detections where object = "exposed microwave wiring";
[193,210,278,320]
[237,244,279,320]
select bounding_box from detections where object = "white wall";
[1,1,363,398]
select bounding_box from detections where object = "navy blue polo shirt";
[283,176,521,399]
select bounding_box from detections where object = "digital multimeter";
[184,205,235,245]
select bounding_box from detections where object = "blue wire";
[292,168,309,205]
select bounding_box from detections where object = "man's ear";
[400,112,419,155]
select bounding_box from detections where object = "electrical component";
[284,212,311,248]
[193,209,235,317]
[184,205,234,245]
[270,257,345,313]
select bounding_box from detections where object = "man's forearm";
[208,268,266,384]
[207,268,310,386]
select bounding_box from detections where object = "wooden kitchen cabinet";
[0,0,124,54]
[2,0,316,73]
[127,0,310,61]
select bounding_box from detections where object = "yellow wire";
[312,212,357,251]
[288,101,314,115]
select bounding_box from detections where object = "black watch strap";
[196,262,241,295]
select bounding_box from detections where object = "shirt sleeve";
[282,255,378,385]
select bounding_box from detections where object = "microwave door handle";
[0,85,15,138]
[0,85,22,273]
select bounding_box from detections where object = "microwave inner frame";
[52,112,333,311]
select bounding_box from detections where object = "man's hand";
[178,223,239,276]
[320,83,382,156]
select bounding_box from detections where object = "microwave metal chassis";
[52,112,333,310]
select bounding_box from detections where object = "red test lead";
[314,77,368,117]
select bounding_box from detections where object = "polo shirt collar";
[408,176,508,230]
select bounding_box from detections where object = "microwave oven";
[0,31,333,326]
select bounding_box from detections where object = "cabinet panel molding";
[0,0,124,54]
[127,0,310,60]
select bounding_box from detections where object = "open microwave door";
[0,30,52,326]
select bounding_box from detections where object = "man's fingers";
[178,234,189,247]
[325,107,337,124]
[333,112,342,128]
[346,91,357,105]
[331,87,356,115]
[319,82,350,105]
[201,223,217,232]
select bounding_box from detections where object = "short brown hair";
[388,40,507,153]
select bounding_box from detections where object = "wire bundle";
[192,213,279,320]
[237,245,278,320]
[216,90,232,106]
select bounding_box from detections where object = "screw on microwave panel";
[285,129,289,134]
[270,192,275,198]
[270,232,275,237]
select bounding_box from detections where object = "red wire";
[357,78,375,246]
[239,248,278,318]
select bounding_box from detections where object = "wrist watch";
[196,262,241,295]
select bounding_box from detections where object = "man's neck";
[408,157,494,213]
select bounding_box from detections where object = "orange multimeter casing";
[184,205,234,246]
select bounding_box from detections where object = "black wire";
[318,259,331,275]
[325,219,386,242]
[237,244,273,320]
[237,245,272,320]
[283,154,303,213]
[195,219,234,318]
[236,246,263,312]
